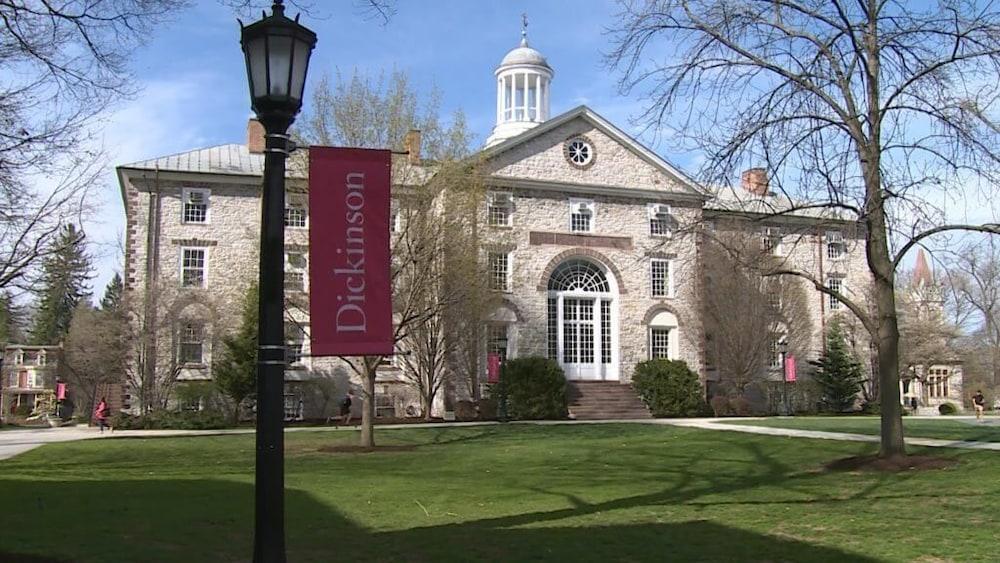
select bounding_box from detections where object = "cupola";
[485,17,554,147]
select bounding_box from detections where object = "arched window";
[548,259,610,292]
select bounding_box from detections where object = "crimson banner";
[784,355,797,383]
[309,147,393,356]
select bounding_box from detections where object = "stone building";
[0,345,59,420]
[897,250,964,413]
[117,30,872,418]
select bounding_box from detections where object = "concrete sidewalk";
[3,416,999,461]
[662,418,1000,451]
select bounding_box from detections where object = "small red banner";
[56,382,67,401]
[487,354,501,383]
[784,355,797,383]
[309,147,394,356]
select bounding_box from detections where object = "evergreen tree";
[214,284,258,423]
[811,321,866,413]
[100,273,124,312]
[0,291,24,344]
[30,225,92,345]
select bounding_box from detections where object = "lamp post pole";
[255,120,292,563]
[779,340,790,416]
[240,3,316,561]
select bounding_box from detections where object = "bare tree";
[703,231,812,403]
[304,69,472,446]
[609,0,1000,458]
[61,303,128,420]
[946,237,1000,385]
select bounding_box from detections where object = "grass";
[1,423,998,562]
[719,416,1000,442]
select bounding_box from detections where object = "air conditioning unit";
[489,191,513,206]
[826,230,843,243]
[571,201,593,214]
[187,191,205,204]
[649,204,671,218]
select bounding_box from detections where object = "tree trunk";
[359,363,376,447]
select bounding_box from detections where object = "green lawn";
[1,424,997,562]
[719,416,1000,442]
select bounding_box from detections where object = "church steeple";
[485,16,554,147]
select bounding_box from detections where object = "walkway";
[662,418,1000,452]
[3,417,999,461]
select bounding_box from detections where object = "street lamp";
[778,339,790,416]
[240,3,316,562]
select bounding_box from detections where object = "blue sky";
[86,0,984,299]
[90,0,661,296]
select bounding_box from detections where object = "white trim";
[650,258,671,298]
[569,198,595,233]
[179,246,208,288]
[181,187,211,224]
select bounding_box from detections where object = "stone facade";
[116,37,877,418]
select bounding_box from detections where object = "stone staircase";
[567,381,652,420]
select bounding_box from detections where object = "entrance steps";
[567,381,652,420]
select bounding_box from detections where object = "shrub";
[494,357,567,420]
[13,404,32,417]
[729,396,753,416]
[632,359,706,417]
[709,395,731,417]
[860,400,881,415]
[478,397,498,420]
[938,402,958,416]
[113,410,230,430]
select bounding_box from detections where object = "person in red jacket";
[94,397,113,434]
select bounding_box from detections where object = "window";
[489,252,510,291]
[285,323,306,366]
[564,138,594,167]
[182,188,209,224]
[826,231,845,260]
[390,203,402,234]
[648,204,672,237]
[927,368,950,398]
[650,328,671,359]
[181,248,206,287]
[768,291,782,312]
[569,200,594,233]
[487,324,509,362]
[547,298,558,360]
[651,259,671,298]
[487,192,513,227]
[769,336,785,369]
[648,310,678,360]
[285,251,307,292]
[375,392,395,418]
[762,227,782,255]
[179,323,204,364]
[827,277,843,310]
[284,202,307,228]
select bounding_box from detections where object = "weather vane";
[521,12,528,40]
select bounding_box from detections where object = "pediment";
[478,106,703,197]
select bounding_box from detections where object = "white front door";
[555,295,617,381]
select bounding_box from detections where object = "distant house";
[1,345,60,420]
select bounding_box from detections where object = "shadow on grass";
[0,475,879,562]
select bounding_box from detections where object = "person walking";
[337,392,355,427]
[94,397,113,434]
[973,390,986,422]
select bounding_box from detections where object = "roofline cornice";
[485,176,709,204]
[704,207,864,228]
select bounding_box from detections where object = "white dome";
[499,38,551,69]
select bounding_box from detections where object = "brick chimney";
[403,129,421,165]
[740,168,769,196]
[247,118,265,154]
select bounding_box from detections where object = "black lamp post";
[240,3,316,562]
[778,340,790,416]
